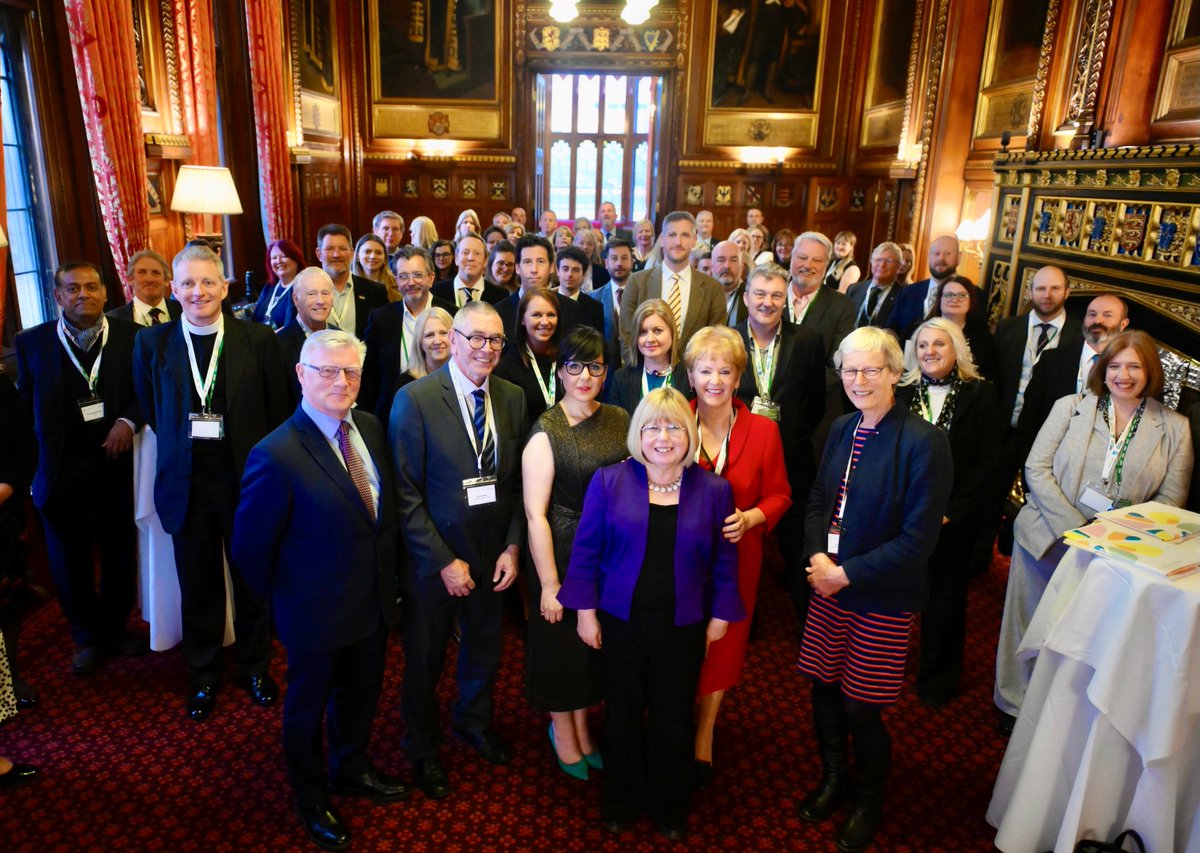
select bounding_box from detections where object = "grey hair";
[795,231,833,257]
[127,249,170,280]
[871,241,903,261]
[172,244,224,280]
[833,326,904,375]
[452,298,501,331]
[746,262,789,289]
[299,328,366,366]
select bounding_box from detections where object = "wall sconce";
[170,165,243,256]
[954,208,992,263]
[549,0,578,22]
[621,0,658,24]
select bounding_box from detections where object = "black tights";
[811,679,891,778]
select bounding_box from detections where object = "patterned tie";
[1034,322,1052,357]
[149,307,163,326]
[472,388,496,477]
[336,421,376,523]
[460,287,474,306]
[667,273,683,337]
[616,286,624,306]
[860,286,881,328]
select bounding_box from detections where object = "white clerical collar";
[182,314,224,335]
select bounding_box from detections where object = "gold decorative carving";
[1063,0,1114,133]
[431,178,448,199]
[144,132,191,147]
[1026,0,1061,148]
[987,259,1013,328]
[289,0,305,146]
[158,0,183,131]
[1037,170,1050,185]
[895,0,926,164]
[714,185,732,206]
[907,0,951,244]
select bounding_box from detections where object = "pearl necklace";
[647,474,683,493]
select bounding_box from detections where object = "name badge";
[751,396,780,420]
[826,532,841,558]
[78,397,105,422]
[1078,485,1111,516]
[463,476,497,506]
[189,413,225,440]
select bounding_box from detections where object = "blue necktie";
[472,388,495,477]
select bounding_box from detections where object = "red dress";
[694,398,792,695]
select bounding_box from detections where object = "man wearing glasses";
[388,300,528,800]
[361,246,456,419]
[234,329,407,851]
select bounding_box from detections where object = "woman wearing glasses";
[494,289,564,427]
[605,299,689,416]
[931,275,998,380]
[797,327,952,850]
[559,387,743,840]
[521,328,630,782]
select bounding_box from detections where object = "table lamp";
[170,165,243,256]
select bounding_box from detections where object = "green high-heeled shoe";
[549,723,588,781]
[582,750,603,770]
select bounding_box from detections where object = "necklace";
[647,474,683,493]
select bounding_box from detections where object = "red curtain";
[245,0,295,243]
[173,0,220,236]
[64,0,150,300]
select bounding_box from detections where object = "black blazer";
[1012,338,1089,463]
[847,280,900,330]
[360,295,456,419]
[388,366,528,580]
[15,317,143,507]
[562,290,606,335]
[495,289,585,344]
[0,371,37,502]
[805,404,953,613]
[107,299,182,327]
[792,286,856,385]
[725,283,749,326]
[887,278,937,340]
[431,278,509,306]
[233,407,398,652]
[994,314,1084,425]
[963,320,1000,382]
[604,363,691,417]
[339,275,390,339]
[132,318,291,534]
[275,319,309,407]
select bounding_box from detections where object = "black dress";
[525,403,630,711]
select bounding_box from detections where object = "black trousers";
[917,521,971,701]
[284,622,387,807]
[599,609,706,825]
[401,569,504,760]
[37,457,136,647]
[171,469,270,686]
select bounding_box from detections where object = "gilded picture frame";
[1152,0,1200,124]
[860,0,918,149]
[971,0,1051,142]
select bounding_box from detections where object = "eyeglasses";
[839,367,885,380]
[563,360,606,376]
[455,329,507,351]
[395,273,428,283]
[434,251,453,259]
[640,423,684,435]
[302,363,363,382]
[941,292,969,301]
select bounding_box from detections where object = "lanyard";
[641,367,674,397]
[57,317,108,395]
[183,324,225,413]
[265,281,292,319]
[832,415,866,525]
[858,285,889,325]
[1027,321,1058,363]
[751,328,780,401]
[526,345,556,409]
[1100,397,1144,486]
[462,387,498,475]
[695,409,735,476]
[329,285,351,328]
[788,287,816,324]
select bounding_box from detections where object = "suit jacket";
[233,407,398,652]
[1016,394,1194,558]
[1013,338,1089,465]
[558,459,746,626]
[618,267,727,366]
[887,278,938,340]
[724,283,748,326]
[337,274,389,339]
[847,280,900,330]
[792,285,856,376]
[360,295,456,419]
[994,313,1084,425]
[132,317,292,533]
[492,347,563,430]
[431,277,509,307]
[588,283,624,369]
[0,371,38,504]
[805,404,953,613]
[733,320,825,490]
[388,366,528,579]
[107,299,182,327]
[561,290,605,335]
[598,227,633,244]
[16,317,143,507]
[275,319,310,407]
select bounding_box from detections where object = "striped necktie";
[149,307,164,326]
[1034,323,1052,357]
[472,388,496,477]
[336,421,376,522]
[667,273,683,338]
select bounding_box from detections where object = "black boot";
[835,731,890,852]
[798,682,849,822]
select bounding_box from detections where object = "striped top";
[831,424,877,530]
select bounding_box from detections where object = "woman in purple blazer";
[559,387,744,841]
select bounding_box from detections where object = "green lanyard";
[1100,396,1144,489]
[752,330,779,401]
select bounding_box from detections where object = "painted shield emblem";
[1061,208,1082,244]
[1119,211,1147,255]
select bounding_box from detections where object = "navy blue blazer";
[805,404,953,613]
[886,279,936,341]
[588,283,624,369]
[132,317,291,534]
[233,407,398,652]
[15,316,143,507]
[559,459,745,626]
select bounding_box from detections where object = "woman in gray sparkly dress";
[522,327,630,781]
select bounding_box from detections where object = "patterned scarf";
[909,373,961,433]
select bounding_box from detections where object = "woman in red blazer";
[684,326,792,787]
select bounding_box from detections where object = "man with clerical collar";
[133,244,291,721]
[372,210,405,261]
[431,232,507,307]
[277,267,337,404]
[847,242,903,330]
[317,223,389,338]
[888,235,960,340]
[711,239,747,326]
[16,261,145,675]
[107,250,181,327]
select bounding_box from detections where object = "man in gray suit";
[388,300,527,801]
[618,210,727,365]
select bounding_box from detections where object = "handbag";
[1072,829,1146,853]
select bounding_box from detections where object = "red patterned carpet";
[0,549,1011,852]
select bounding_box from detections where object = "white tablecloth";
[133,428,235,652]
[988,547,1200,853]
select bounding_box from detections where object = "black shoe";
[0,763,39,789]
[454,728,512,765]
[297,803,350,851]
[412,757,451,799]
[998,712,1016,737]
[244,673,279,706]
[187,685,217,721]
[71,644,104,676]
[330,769,410,803]
[835,798,884,852]
[657,819,687,841]
[693,759,714,790]
[108,631,149,657]
[13,680,37,711]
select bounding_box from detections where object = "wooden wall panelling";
[1143,0,1199,143]
[1100,0,1171,145]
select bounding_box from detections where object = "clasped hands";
[440,544,519,596]
[806,552,849,598]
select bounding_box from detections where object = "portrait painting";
[373,0,497,101]
[710,0,825,110]
[300,0,336,95]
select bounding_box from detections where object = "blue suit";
[588,282,624,369]
[886,278,938,341]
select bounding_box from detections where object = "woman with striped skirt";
[797,327,953,851]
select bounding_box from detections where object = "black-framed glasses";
[563,360,606,376]
[455,329,507,351]
[302,363,363,382]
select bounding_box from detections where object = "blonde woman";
[409,216,438,250]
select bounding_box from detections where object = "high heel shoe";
[548,724,588,781]
[582,750,603,770]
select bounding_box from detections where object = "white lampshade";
[170,165,243,216]
[0,224,7,248]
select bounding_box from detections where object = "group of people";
[3,199,1196,852]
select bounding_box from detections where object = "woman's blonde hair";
[408,307,454,378]
[627,387,698,465]
[683,325,748,376]
[410,216,438,249]
[900,318,981,385]
[632,298,679,366]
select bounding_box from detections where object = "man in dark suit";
[596,201,633,244]
[106,250,182,327]
[317,223,389,338]
[554,246,605,332]
[847,242,903,330]
[619,211,727,365]
[389,300,527,799]
[589,237,634,369]
[16,261,145,675]
[431,232,508,307]
[495,235,582,340]
[362,246,456,419]
[133,245,291,721]
[887,235,960,341]
[234,329,408,851]
[712,240,748,326]
[734,263,826,632]
[277,267,337,406]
